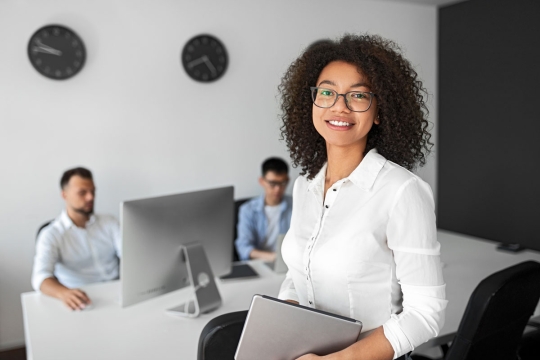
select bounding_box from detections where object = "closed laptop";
[235,294,362,360]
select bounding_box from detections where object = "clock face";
[28,25,86,80]
[181,34,228,82]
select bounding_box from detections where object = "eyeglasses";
[310,87,376,112]
[263,178,289,189]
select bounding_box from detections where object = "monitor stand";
[166,242,222,318]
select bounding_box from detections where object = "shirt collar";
[307,148,386,193]
[60,210,96,229]
[348,148,387,191]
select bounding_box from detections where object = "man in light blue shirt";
[235,158,292,261]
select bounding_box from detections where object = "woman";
[278,34,447,360]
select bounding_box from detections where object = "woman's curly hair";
[279,34,433,179]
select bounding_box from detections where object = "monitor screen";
[120,186,234,307]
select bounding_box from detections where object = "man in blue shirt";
[235,158,292,261]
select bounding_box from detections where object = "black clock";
[181,34,228,82]
[28,25,86,80]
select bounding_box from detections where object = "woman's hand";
[296,354,322,360]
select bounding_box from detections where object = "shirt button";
[306,276,309,280]
[333,189,337,191]
[309,301,312,305]
[325,205,329,208]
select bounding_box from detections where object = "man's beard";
[74,206,94,216]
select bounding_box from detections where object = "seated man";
[235,157,292,262]
[31,167,121,310]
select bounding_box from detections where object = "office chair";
[197,310,248,360]
[232,198,250,262]
[411,260,540,360]
[36,220,53,239]
[518,319,540,360]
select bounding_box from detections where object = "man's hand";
[58,288,91,310]
[40,277,92,311]
[249,249,277,262]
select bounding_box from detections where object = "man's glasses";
[310,87,376,112]
[263,178,289,189]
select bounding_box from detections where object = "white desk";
[22,260,285,360]
[22,231,540,360]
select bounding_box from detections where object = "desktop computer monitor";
[120,186,234,308]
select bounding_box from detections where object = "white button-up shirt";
[278,149,447,359]
[32,211,121,291]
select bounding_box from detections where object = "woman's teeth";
[329,120,351,127]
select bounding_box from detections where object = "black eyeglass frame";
[310,87,377,113]
[262,178,289,189]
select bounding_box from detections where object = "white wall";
[0,0,437,349]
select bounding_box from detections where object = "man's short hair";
[60,167,93,189]
[261,157,289,176]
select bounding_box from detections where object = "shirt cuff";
[32,272,53,292]
[383,283,447,358]
[383,317,413,359]
[239,245,255,261]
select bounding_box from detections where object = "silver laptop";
[235,295,362,360]
[264,234,288,273]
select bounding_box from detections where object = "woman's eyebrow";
[317,80,370,89]
[350,82,370,88]
[317,80,336,87]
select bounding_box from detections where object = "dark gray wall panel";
[438,0,540,250]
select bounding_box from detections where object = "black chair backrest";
[232,198,250,262]
[36,220,53,240]
[445,260,540,360]
[197,310,248,360]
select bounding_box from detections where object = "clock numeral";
[53,28,60,36]
[202,73,209,80]
[36,59,42,65]
[218,56,225,63]
[73,61,81,68]
[215,47,222,54]
[187,45,194,53]
[44,66,51,73]
[42,32,49,38]
[76,51,82,57]
[55,70,62,77]
[72,40,78,47]
[185,55,192,61]
[66,68,73,75]
[202,37,209,45]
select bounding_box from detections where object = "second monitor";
[120,186,234,309]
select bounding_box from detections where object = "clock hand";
[33,40,62,56]
[33,46,63,56]
[203,56,217,76]
[187,56,206,69]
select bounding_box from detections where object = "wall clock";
[181,34,228,82]
[28,25,86,80]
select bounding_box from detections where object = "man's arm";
[235,201,272,261]
[249,248,276,262]
[32,227,91,310]
[40,277,91,311]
